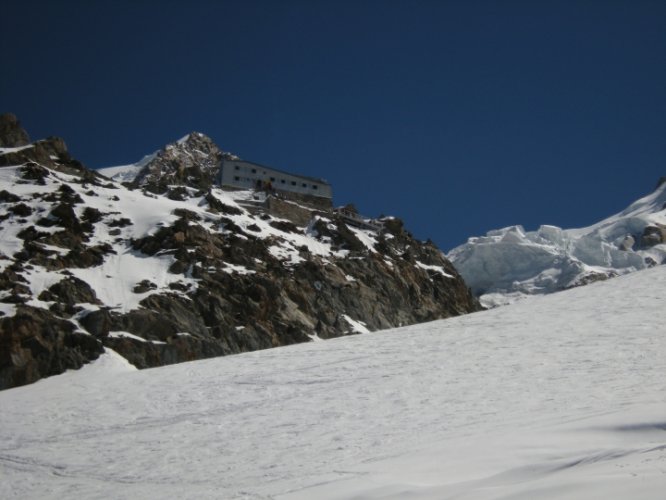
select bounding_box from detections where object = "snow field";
[1,265,665,499]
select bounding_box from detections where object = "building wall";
[265,196,321,226]
[219,159,332,199]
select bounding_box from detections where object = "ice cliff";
[448,178,666,306]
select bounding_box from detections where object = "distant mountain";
[0,113,480,390]
[448,179,666,306]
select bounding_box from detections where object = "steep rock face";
[0,118,480,390]
[0,305,104,389]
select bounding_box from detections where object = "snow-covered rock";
[448,180,666,306]
[0,117,479,389]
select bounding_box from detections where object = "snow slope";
[448,181,666,306]
[1,265,665,499]
[96,152,157,183]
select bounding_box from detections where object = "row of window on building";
[232,175,319,190]
[233,165,319,190]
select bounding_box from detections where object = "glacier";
[1,265,665,499]
[448,180,666,306]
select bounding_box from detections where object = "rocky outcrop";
[0,113,31,147]
[130,132,237,194]
[0,305,104,389]
[112,209,476,340]
[0,116,480,390]
[640,224,666,248]
[0,134,100,184]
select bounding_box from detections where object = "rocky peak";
[0,113,31,147]
[131,132,238,194]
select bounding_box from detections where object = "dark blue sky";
[3,0,665,251]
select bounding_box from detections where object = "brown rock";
[0,113,31,147]
[0,305,103,390]
[641,224,666,248]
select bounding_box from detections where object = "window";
[234,165,240,171]
[270,177,275,182]
[234,176,240,181]
[302,183,307,187]
[313,185,318,190]
[281,179,286,184]
[251,168,257,174]
[291,181,296,186]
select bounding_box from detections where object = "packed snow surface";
[448,182,666,306]
[1,266,665,499]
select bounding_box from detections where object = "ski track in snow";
[1,267,666,499]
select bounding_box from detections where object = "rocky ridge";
[0,114,480,390]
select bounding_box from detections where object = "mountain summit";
[98,131,241,192]
[0,116,480,390]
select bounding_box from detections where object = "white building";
[218,159,332,200]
